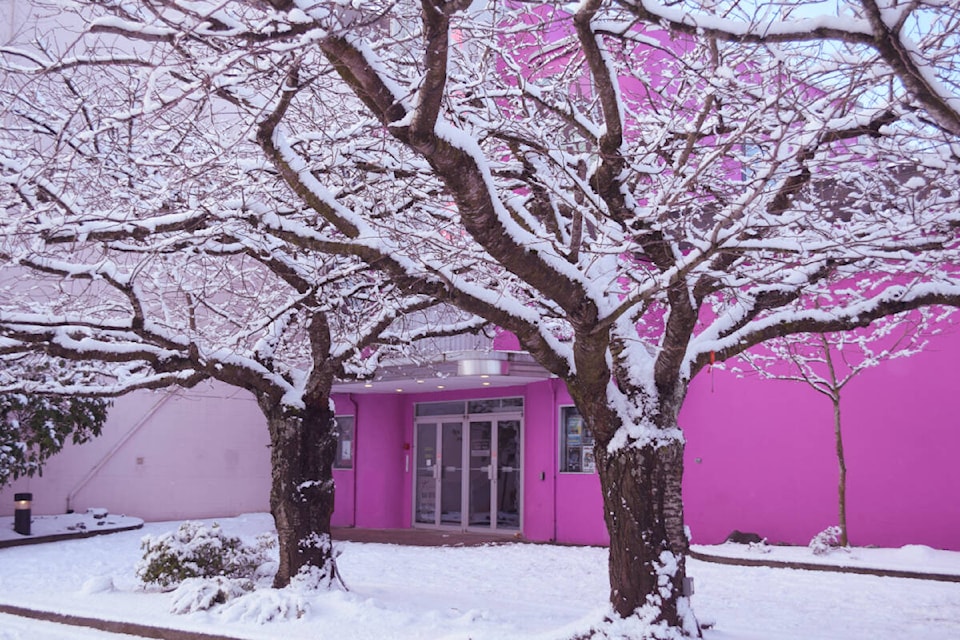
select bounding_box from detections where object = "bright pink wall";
[6,331,956,551]
[332,393,407,529]
[331,469,355,527]
[682,326,960,550]
[542,382,609,546]
[521,380,559,542]
[335,380,613,543]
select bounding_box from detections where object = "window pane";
[415,423,437,524]
[560,406,595,473]
[334,416,354,469]
[415,401,466,417]
[467,397,524,414]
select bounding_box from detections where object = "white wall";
[0,381,272,521]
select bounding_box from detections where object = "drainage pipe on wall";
[65,390,180,513]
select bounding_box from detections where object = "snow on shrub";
[217,584,311,623]
[808,526,845,555]
[169,576,253,614]
[136,521,275,591]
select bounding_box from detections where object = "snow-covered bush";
[137,521,275,590]
[747,540,771,554]
[169,566,320,617]
[169,576,254,614]
[808,526,844,555]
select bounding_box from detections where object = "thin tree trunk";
[833,395,848,547]
[257,394,339,589]
[592,436,701,638]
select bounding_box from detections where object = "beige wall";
[0,381,272,521]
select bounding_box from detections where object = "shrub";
[808,526,844,556]
[169,576,253,614]
[137,521,274,590]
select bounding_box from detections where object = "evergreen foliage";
[137,521,275,590]
[0,391,109,487]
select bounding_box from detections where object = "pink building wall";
[325,325,960,549]
[3,330,958,551]
[682,326,960,549]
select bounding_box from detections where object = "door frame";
[412,410,523,534]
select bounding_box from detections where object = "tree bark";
[593,435,701,638]
[833,395,849,547]
[257,394,339,589]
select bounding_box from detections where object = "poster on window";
[565,413,582,446]
[582,447,596,473]
[561,407,596,473]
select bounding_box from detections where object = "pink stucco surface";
[682,326,960,549]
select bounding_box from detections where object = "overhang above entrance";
[332,350,553,394]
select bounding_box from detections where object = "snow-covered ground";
[1,512,959,640]
[0,510,143,544]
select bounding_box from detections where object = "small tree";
[739,310,943,547]
[0,364,110,487]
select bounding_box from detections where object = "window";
[560,406,595,473]
[334,415,354,469]
[466,397,523,414]
[415,397,524,417]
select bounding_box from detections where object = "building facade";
[3,326,959,551]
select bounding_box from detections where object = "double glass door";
[414,416,521,531]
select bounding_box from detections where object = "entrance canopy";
[333,350,553,394]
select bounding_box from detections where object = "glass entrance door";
[415,421,463,526]
[415,415,521,531]
[495,419,521,530]
[468,421,492,527]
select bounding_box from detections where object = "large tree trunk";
[257,394,339,589]
[592,434,701,638]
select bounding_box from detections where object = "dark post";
[13,493,32,536]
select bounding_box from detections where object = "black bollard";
[13,493,32,536]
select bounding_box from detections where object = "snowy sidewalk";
[691,542,960,582]
[0,510,143,548]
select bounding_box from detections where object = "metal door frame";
[412,411,523,533]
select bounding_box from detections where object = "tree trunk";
[833,395,849,547]
[593,436,701,638]
[257,394,339,589]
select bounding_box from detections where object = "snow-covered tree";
[0,16,483,584]
[0,227,479,589]
[621,0,960,137]
[738,309,945,548]
[4,1,960,637]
